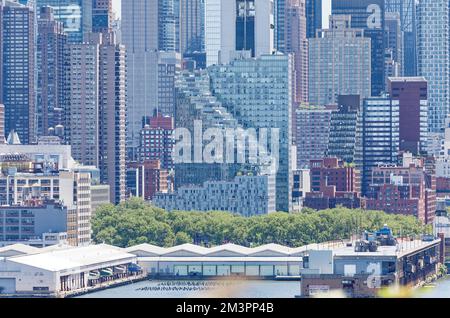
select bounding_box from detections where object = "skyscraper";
[0,104,5,144]
[332,0,386,97]
[139,114,174,170]
[92,0,113,32]
[157,52,182,117]
[285,0,308,104]
[1,0,36,144]
[385,0,417,76]
[66,40,99,167]
[122,0,177,159]
[274,0,285,52]
[417,0,450,133]
[174,0,180,52]
[209,54,293,212]
[296,104,333,169]
[173,68,242,190]
[388,77,428,155]
[327,95,360,164]
[159,0,176,51]
[36,0,92,43]
[385,12,402,80]
[360,96,400,194]
[308,15,371,105]
[98,32,126,204]
[305,0,321,39]
[37,6,67,137]
[180,0,204,54]
[205,0,274,66]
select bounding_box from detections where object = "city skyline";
[1,0,450,300]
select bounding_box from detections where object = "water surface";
[77,278,450,298]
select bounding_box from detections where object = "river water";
[76,278,450,298]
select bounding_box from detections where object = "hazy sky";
[112,0,121,18]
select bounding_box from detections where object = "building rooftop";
[0,244,40,257]
[137,257,302,263]
[125,242,329,258]
[388,76,427,82]
[332,239,441,258]
[7,244,136,272]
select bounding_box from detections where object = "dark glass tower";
[385,0,417,76]
[92,0,112,32]
[1,1,36,144]
[306,0,322,38]
[236,0,256,56]
[275,0,285,51]
[332,0,386,97]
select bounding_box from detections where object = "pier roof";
[7,244,136,272]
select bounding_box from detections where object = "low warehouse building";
[125,243,310,278]
[0,244,141,297]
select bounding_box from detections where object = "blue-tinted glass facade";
[36,0,92,43]
[306,0,322,38]
[1,3,35,144]
[385,0,417,76]
[236,0,256,56]
[275,0,285,51]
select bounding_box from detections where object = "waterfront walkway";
[62,273,148,298]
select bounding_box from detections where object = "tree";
[175,232,192,245]
[91,199,428,248]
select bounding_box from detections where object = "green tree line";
[91,198,430,248]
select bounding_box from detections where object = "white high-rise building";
[417,0,450,133]
[205,0,274,67]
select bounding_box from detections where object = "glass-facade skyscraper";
[92,0,112,32]
[179,0,204,54]
[209,54,293,212]
[36,0,92,43]
[417,0,450,133]
[274,0,285,52]
[360,96,400,194]
[305,0,321,38]
[385,0,417,76]
[1,1,36,144]
[159,0,176,51]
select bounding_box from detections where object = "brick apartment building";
[304,158,364,210]
[365,160,436,224]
